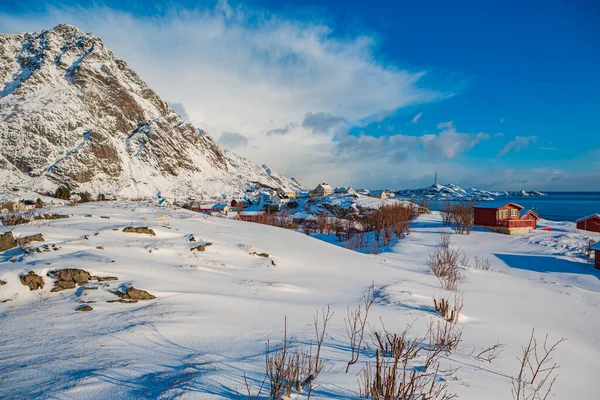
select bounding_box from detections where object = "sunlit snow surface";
[1,202,599,399]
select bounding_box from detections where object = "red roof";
[473,201,524,210]
[575,213,600,223]
[522,210,541,219]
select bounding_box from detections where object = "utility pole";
[434,171,438,185]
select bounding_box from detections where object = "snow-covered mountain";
[223,150,306,193]
[0,24,303,200]
[396,183,546,201]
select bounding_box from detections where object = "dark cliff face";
[0,24,229,195]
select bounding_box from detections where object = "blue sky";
[2,0,599,190]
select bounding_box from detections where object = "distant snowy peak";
[396,183,546,201]
[0,24,302,199]
[223,150,306,192]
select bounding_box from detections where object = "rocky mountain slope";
[0,24,303,199]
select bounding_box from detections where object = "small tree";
[35,198,44,208]
[97,193,106,201]
[78,192,92,203]
[55,185,71,200]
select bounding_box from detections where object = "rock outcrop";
[20,271,44,290]
[0,232,17,252]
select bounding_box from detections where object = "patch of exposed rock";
[113,286,156,300]
[48,268,118,292]
[190,242,212,252]
[17,233,44,247]
[0,279,6,285]
[251,251,269,258]
[123,226,155,236]
[20,271,44,290]
[0,232,17,252]
[75,305,93,312]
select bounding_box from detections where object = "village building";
[12,200,35,212]
[334,187,356,195]
[230,199,249,209]
[576,214,600,233]
[521,210,541,229]
[473,201,535,235]
[238,210,265,222]
[296,191,309,198]
[277,188,297,199]
[0,208,9,215]
[312,183,333,197]
[592,242,600,270]
[292,212,311,224]
[369,190,390,199]
[211,204,231,213]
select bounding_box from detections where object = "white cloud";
[436,121,454,129]
[217,132,248,149]
[497,135,538,157]
[411,112,422,124]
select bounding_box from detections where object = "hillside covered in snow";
[0,24,303,200]
[0,202,598,399]
[396,183,546,201]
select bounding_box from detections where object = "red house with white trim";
[591,242,600,270]
[576,214,600,233]
[474,201,535,235]
[521,210,541,229]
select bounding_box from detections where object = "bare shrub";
[512,328,566,400]
[360,321,458,400]
[433,295,463,323]
[473,255,492,270]
[364,204,416,246]
[428,319,463,352]
[451,201,474,235]
[427,234,465,291]
[265,308,333,398]
[475,343,505,363]
[345,284,375,373]
[441,201,453,226]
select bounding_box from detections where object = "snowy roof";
[239,211,264,216]
[575,213,600,223]
[316,183,332,190]
[474,201,524,210]
[591,242,600,251]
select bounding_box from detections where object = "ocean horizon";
[427,191,600,222]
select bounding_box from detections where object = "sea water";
[427,192,600,222]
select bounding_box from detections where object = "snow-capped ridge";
[396,183,546,201]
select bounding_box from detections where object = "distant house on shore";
[576,214,600,233]
[12,200,35,212]
[590,242,600,269]
[473,202,535,235]
[238,210,265,222]
[313,183,333,197]
[211,204,231,213]
[335,187,356,195]
[369,190,390,199]
[277,188,297,199]
[230,199,249,209]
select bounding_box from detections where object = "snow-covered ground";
[1,203,599,399]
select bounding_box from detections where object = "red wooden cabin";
[473,201,535,235]
[576,214,600,233]
[592,242,600,270]
[521,210,541,229]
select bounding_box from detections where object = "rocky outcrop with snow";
[396,183,546,201]
[0,24,302,200]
